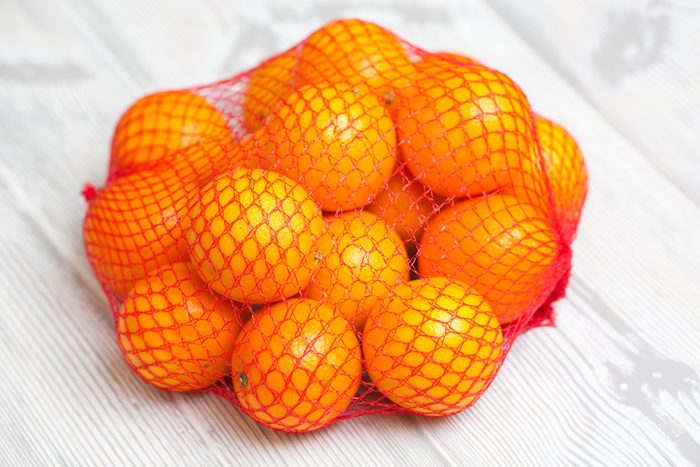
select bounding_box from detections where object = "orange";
[83,169,192,296]
[234,127,272,170]
[363,278,503,416]
[110,90,236,176]
[535,116,588,243]
[396,64,538,198]
[365,169,444,245]
[231,298,362,432]
[419,193,560,324]
[263,82,396,211]
[296,19,413,100]
[432,52,480,65]
[305,211,409,331]
[164,138,257,186]
[415,51,482,75]
[117,262,242,392]
[242,50,297,132]
[186,168,325,304]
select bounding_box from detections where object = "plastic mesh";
[82,18,588,433]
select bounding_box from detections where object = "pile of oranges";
[83,19,587,433]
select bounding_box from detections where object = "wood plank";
[0,0,699,464]
[488,0,700,205]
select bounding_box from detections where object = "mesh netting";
[82,19,588,433]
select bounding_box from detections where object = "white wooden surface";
[1,0,699,465]
[490,0,700,204]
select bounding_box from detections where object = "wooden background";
[1,0,699,465]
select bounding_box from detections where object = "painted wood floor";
[1,0,699,464]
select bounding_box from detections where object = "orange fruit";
[242,50,297,133]
[418,193,560,324]
[117,262,242,392]
[263,82,396,211]
[396,64,538,198]
[363,278,503,416]
[432,52,480,65]
[297,19,413,99]
[83,169,192,296]
[110,90,236,176]
[231,298,362,432]
[305,211,410,331]
[163,138,257,186]
[415,51,481,75]
[535,116,588,243]
[233,127,274,170]
[186,168,325,304]
[365,169,444,245]
[191,130,269,174]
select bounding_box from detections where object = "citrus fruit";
[263,82,396,211]
[365,169,444,246]
[117,262,242,392]
[231,298,362,432]
[432,52,480,65]
[418,193,560,323]
[363,277,503,416]
[233,127,273,170]
[296,19,413,99]
[242,50,297,132]
[83,169,192,296]
[186,168,325,304]
[415,51,481,76]
[396,64,538,198]
[535,116,588,243]
[164,138,257,186]
[110,90,236,176]
[305,211,409,331]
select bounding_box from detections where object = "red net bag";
[82,19,588,433]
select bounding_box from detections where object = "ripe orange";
[242,50,297,133]
[83,169,192,296]
[186,168,325,304]
[232,127,275,171]
[305,211,409,331]
[231,298,362,432]
[296,19,413,99]
[535,116,588,243]
[419,193,560,324]
[415,51,481,76]
[161,137,258,186]
[396,64,538,198]
[365,169,444,246]
[110,90,236,176]
[363,278,503,416]
[117,262,242,392]
[263,82,396,211]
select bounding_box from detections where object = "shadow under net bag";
[82,18,588,433]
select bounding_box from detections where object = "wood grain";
[489,0,700,205]
[0,0,698,465]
